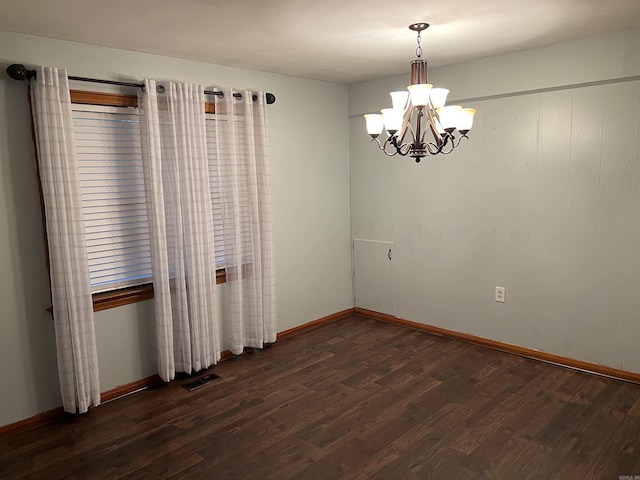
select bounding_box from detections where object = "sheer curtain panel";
[30,66,100,413]
[139,80,221,380]
[213,87,276,353]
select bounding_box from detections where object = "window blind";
[206,113,254,268]
[72,104,152,293]
[206,114,225,267]
[71,102,254,294]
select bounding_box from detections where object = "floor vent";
[182,374,222,392]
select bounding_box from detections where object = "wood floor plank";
[584,411,640,478]
[2,315,640,479]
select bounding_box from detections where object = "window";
[64,90,227,311]
[73,103,151,293]
[205,111,254,270]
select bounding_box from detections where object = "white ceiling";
[2,0,640,84]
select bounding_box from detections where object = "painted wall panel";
[530,90,572,352]
[393,129,460,328]
[450,100,502,335]
[592,82,638,367]
[622,85,640,371]
[502,94,540,348]
[562,86,603,361]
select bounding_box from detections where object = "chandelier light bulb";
[457,108,476,133]
[407,84,433,107]
[364,114,385,137]
[429,88,449,109]
[437,105,462,131]
[381,108,403,134]
[390,91,409,110]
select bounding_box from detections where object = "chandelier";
[364,23,476,163]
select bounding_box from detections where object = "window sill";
[93,284,155,312]
[47,269,227,314]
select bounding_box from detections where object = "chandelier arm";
[425,142,442,155]
[390,135,414,156]
[439,146,455,155]
[412,108,424,151]
[423,105,444,148]
[398,142,414,156]
[405,115,418,141]
[396,104,414,145]
[439,133,468,154]
[442,132,466,151]
[372,137,400,156]
[384,137,403,156]
[452,133,469,148]
[439,134,458,154]
[383,146,401,157]
[429,132,451,154]
[396,110,420,154]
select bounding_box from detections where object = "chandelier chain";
[416,31,423,58]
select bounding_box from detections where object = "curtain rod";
[5,63,276,104]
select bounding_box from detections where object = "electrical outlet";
[495,286,506,303]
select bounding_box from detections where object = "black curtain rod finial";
[6,64,36,81]
[248,92,276,104]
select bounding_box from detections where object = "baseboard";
[277,308,355,340]
[0,373,164,437]
[1,308,356,436]
[0,407,66,437]
[100,374,164,403]
[354,307,640,384]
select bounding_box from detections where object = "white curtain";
[214,87,277,353]
[139,80,221,381]
[30,66,101,413]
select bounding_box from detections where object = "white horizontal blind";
[72,104,152,292]
[206,113,225,267]
[206,112,253,269]
[72,103,247,293]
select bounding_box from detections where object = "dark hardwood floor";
[2,315,640,479]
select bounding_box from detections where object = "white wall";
[0,32,352,426]
[350,29,640,373]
